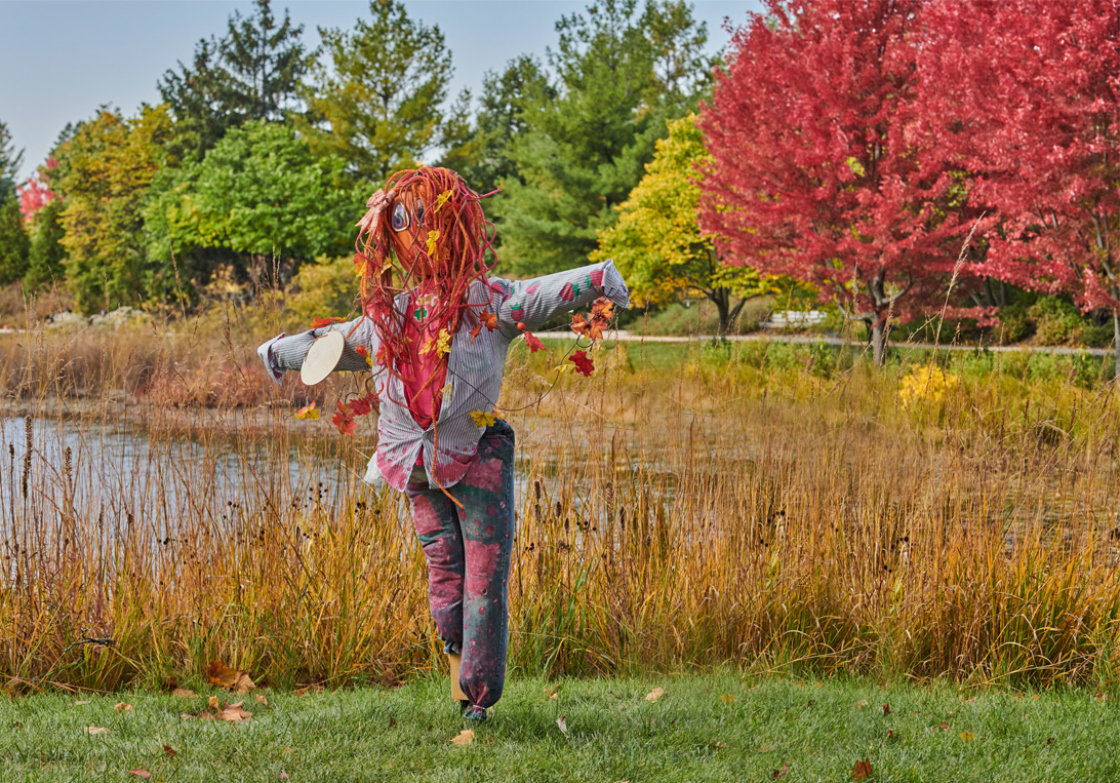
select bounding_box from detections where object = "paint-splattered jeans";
[405,419,515,709]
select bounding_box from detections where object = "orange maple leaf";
[851,759,873,781]
[310,316,344,329]
[571,313,590,338]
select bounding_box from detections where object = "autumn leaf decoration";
[310,316,344,329]
[469,310,499,344]
[294,402,319,420]
[565,296,617,377]
[355,344,373,367]
[332,401,356,435]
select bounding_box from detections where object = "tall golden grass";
[3,317,1120,692]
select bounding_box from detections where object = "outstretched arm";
[490,259,630,337]
[257,316,379,385]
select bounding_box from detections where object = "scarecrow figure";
[257,166,629,721]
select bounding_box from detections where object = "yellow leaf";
[452,729,475,746]
[645,687,665,702]
[426,230,440,257]
[720,693,737,704]
[855,700,869,709]
[420,329,451,358]
[435,190,453,212]
[208,696,220,711]
[295,402,320,420]
[439,383,453,401]
[469,409,497,428]
[960,731,976,741]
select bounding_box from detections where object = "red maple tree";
[17,158,58,223]
[698,0,988,364]
[919,0,1120,353]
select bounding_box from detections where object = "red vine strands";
[352,166,499,409]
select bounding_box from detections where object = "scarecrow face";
[388,186,434,279]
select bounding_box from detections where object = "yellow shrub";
[898,364,960,411]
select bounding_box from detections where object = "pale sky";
[0,0,762,181]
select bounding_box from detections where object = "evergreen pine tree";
[300,0,459,183]
[24,198,66,292]
[0,120,24,200]
[0,195,29,285]
[496,0,712,276]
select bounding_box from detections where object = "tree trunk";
[709,289,731,336]
[1113,308,1120,380]
[871,314,889,367]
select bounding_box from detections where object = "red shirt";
[400,282,448,438]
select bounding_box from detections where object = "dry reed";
[2,319,1120,692]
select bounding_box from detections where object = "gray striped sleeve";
[257,316,378,384]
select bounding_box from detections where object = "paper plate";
[301,330,345,386]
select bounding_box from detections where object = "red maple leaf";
[524,331,545,353]
[331,401,356,434]
[311,316,344,330]
[569,350,594,377]
[348,393,378,417]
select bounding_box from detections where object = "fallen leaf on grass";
[545,685,560,700]
[162,745,177,758]
[279,774,289,780]
[720,693,737,704]
[773,763,789,779]
[452,729,475,746]
[128,770,151,779]
[255,694,269,707]
[114,702,133,713]
[960,731,976,741]
[206,661,256,694]
[557,716,568,735]
[851,758,873,781]
[219,702,252,722]
[645,687,665,702]
[74,700,91,706]
[293,684,324,698]
[882,704,890,716]
[208,696,220,710]
[85,726,109,735]
[172,688,196,699]
[938,722,950,730]
[388,716,397,728]
[855,700,869,709]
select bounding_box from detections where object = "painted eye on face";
[391,202,409,231]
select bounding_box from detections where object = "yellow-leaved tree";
[593,113,771,335]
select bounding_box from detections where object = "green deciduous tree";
[300,0,464,183]
[145,120,360,297]
[497,0,714,277]
[56,105,174,314]
[0,195,29,285]
[594,114,769,334]
[158,0,308,161]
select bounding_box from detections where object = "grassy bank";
[3,674,1119,782]
[4,319,1120,691]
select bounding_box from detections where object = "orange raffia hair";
[352,166,497,389]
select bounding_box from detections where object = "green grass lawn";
[2,673,1118,782]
